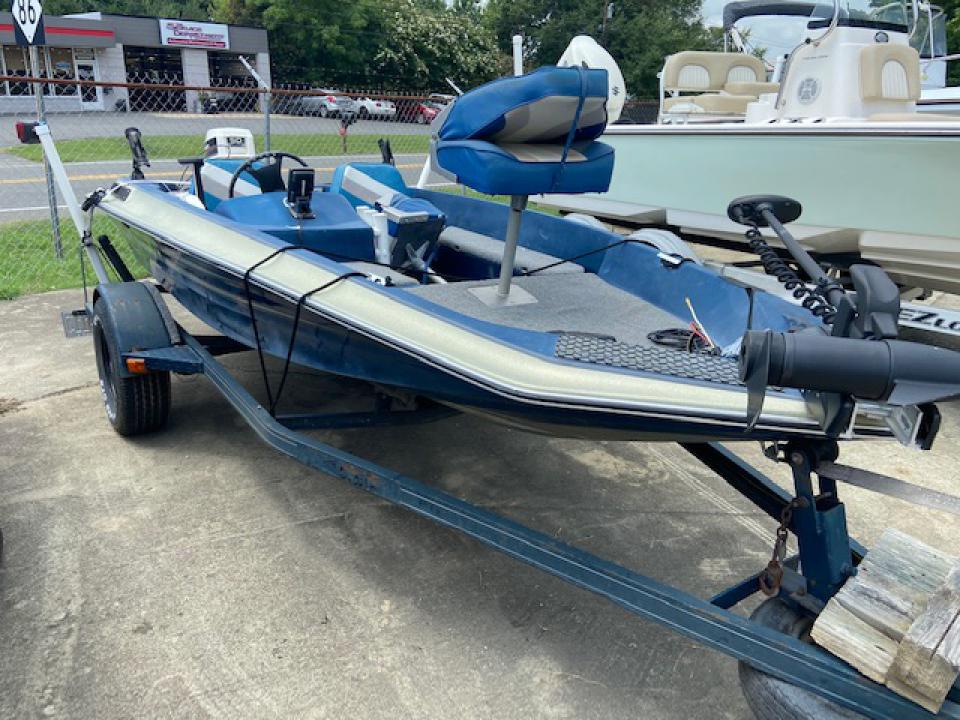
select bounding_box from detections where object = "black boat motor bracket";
[729,195,958,448]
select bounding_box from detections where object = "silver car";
[298,89,359,118]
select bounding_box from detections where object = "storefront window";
[49,47,77,96]
[3,46,30,96]
[124,46,186,111]
[208,52,256,87]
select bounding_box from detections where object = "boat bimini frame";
[34,119,960,718]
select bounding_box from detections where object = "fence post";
[263,90,271,153]
[30,47,63,260]
[239,56,270,152]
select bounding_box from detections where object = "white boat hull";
[540,123,960,293]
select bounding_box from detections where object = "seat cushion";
[199,157,262,210]
[330,162,408,208]
[692,93,755,114]
[435,66,614,196]
[439,66,609,144]
[435,139,614,196]
[724,81,779,96]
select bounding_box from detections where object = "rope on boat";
[242,243,364,416]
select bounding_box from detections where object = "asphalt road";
[2,290,959,719]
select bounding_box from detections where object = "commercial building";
[0,13,270,113]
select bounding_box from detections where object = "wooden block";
[809,528,960,713]
[887,567,960,713]
[859,528,955,597]
[810,599,900,683]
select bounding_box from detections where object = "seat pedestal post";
[497,195,528,299]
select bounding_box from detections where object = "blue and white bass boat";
[81,66,960,445]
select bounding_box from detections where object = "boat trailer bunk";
[76,273,959,720]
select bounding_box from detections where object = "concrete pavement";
[1,289,959,719]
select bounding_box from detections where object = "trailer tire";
[92,297,171,436]
[738,599,867,720]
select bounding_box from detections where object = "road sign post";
[13,0,62,260]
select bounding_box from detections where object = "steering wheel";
[227,151,309,199]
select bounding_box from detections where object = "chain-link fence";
[0,74,658,300]
[0,74,437,299]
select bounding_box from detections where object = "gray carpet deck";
[405,273,684,347]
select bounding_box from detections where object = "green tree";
[213,0,502,89]
[485,0,717,98]
[935,0,960,86]
[371,0,502,90]
[44,0,212,19]
[212,0,382,84]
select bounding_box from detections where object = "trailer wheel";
[739,599,867,720]
[92,297,171,436]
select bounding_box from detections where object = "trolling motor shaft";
[740,329,960,406]
[728,194,960,439]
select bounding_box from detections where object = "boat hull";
[540,124,960,293]
[94,180,893,443]
[104,212,854,443]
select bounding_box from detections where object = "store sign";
[158,19,229,50]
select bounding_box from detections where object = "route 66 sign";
[11,0,45,46]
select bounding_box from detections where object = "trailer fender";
[92,282,179,378]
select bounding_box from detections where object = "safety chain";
[759,497,808,596]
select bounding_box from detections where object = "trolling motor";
[125,127,150,180]
[729,195,960,444]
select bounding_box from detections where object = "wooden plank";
[810,600,900,683]
[810,528,960,713]
[887,567,960,713]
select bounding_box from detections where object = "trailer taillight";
[16,121,40,144]
[125,357,148,374]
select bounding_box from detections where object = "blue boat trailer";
[90,279,959,720]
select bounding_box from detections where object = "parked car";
[426,92,456,106]
[357,97,397,120]
[201,89,258,114]
[298,89,359,118]
[413,100,445,124]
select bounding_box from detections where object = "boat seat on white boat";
[662,52,766,92]
[434,66,614,196]
[661,52,771,117]
[663,93,756,115]
[859,44,921,103]
[437,226,585,277]
[724,81,779,97]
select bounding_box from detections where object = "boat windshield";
[911,3,947,58]
[808,0,910,30]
